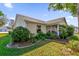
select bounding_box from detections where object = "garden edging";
[6,40,42,48]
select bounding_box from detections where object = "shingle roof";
[15,14,67,25]
[16,14,46,24]
[46,17,67,25]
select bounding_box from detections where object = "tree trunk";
[77,4,79,33]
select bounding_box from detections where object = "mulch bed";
[7,38,69,48]
[7,39,52,48]
[7,40,34,48]
[16,40,33,47]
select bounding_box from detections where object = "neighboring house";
[7,19,14,32]
[0,19,14,32]
[74,27,78,33]
[9,19,14,26]
[0,16,8,32]
[13,14,67,36]
[0,26,8,32]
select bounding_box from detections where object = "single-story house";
[0,26,8,32]
[13,14,67,36]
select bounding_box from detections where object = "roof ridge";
[16,14,67,24]
[47,17,65,22]
[16,14,45,22]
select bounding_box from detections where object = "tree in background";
[0,11,4,16]
[0,11,7,27]
[48,3,79,33]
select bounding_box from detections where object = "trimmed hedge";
[10,26,30,42]
[35,32,47,40]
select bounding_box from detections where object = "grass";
[75,34,79,39]
[22,34,79,56]
[0,34,52,56]
[1,33,79,56]
[0,33,8,37]
[23,41,79,56]
[0,34,39,56]
[23,42,67,56]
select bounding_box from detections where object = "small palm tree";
[48,3,79,33]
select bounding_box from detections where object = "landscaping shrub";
[30,33,37,43]
[46,32,51,39]
[35,32,47,40]
[69,35,79,41]
[67,25,74,36]
[59,25,75,39]
[10,26,30,42]
[46,32,57,39]
[67,35,79,51]
[59,27,68,39]
[67,40,79,52]
[9,31,12,35]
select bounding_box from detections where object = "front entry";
[47,24,60,36]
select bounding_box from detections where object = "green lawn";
[1,33,79,56]
[0,34,47,56]
[0,34,53,56]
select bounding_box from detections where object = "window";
[37,25,41,33]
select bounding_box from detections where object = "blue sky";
[0,3,78,27]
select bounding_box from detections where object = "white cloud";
[7,17,15,21]
[3,3,13,8]
[66,16,78,27]
[67,16,74,19]
[9,17,15,20]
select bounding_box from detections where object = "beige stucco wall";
[14,15,47,34]
[41,25,46,33]
[14,15,27,28]
[27,22,37,34]
[27,22,47,34]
